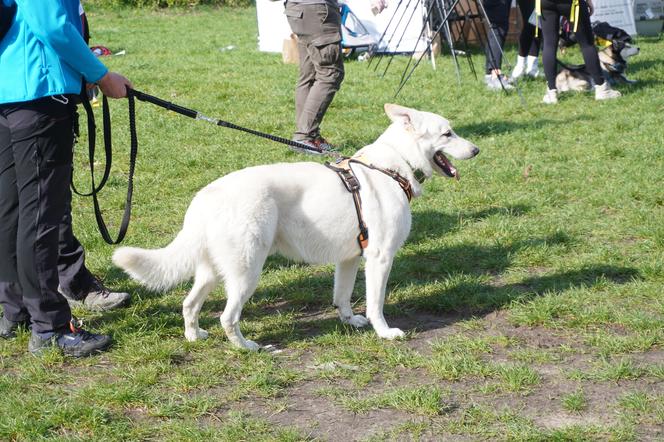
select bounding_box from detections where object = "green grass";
[562,388,588,413]
[1,5,663,440]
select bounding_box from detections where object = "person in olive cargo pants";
[285,0,345,151]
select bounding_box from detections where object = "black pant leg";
[482,0,511,73]
[516,0,540,57]
[0,115,29,322]
[574,0,604,85]
[57,205,94,299]
[1,98,74,334]
[540,0,563,89]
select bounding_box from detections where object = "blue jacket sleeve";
[15,0,108,83]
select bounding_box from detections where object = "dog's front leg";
[364,253,404,340]
[334,257,368,328]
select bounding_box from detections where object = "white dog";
[112,104,480,350]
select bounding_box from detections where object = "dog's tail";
[112,227,202,292]
[556,58,585,71]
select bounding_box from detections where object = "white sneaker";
[511,56,527,80]
[485,74,514,91]
[526,56,540,78]
[595,82,621,100]
[526,65,540,78]
[543,88,558,104]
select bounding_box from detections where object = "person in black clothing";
[482,0,514,90]
[0,0,132,357]
[539,0,621,103]
[511,0,540,79]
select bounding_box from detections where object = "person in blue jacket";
[0,0,132,357]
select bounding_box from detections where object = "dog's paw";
[242,339,260,351]
[184,328,209,342]
[377,327,405,340]
[346,314,369,328]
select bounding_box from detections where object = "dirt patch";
[154,302,662,441]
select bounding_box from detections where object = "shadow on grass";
[408,205,531,245]
[98,205,640,346]
[387,265,641,333]
[454,117,580,138]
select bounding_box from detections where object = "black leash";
[74,87,338,245]
[127,88,336,157]
[75,90,137,245]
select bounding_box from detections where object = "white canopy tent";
[256,0,430,53]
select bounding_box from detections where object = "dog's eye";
[441,131,452,138]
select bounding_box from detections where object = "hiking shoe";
[543,88,558,104]
[595,82,621,100]
[485,74,514,91]
[311,136,335,151]
[60,277,130,312]
[291,137,336,155]
[0,315,28,339]
[28,320,112,357]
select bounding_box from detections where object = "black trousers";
[57,211,95,299]
[540,0,604,89]
[0,96,76,334]
[482,0,511,73]
[516,0,540,57]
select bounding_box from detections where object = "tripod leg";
[439,0,461,83]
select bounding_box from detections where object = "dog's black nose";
[472,146,480,156]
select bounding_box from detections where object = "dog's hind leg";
[334,257,368,328]
[219,267,263,351]
[364,254,404,340]
[183,258,219,342]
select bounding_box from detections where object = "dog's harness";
[325,154,414,253]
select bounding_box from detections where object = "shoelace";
[90,279,112,298]
[67,318,99,341]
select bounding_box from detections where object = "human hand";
[586,0,594,16]
[371,0,387,15]
[97,71,133,98]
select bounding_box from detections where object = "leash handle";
[90,92,137,245]
[73,90,137,245]
[72,88,112,197]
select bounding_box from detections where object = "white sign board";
[592,0,637,35]
[256,0,428,53]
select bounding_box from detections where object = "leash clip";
[51,94,69,105]
[195,113,219,125]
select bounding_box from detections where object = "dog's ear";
[384,104,420,131]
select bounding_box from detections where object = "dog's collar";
[596,36,613,48]
[346,154,414,202]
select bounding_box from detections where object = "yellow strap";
[570,0,580,33]
[596,36,612,47]
[535,0,541,37]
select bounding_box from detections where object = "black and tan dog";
[556,21,640,92]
